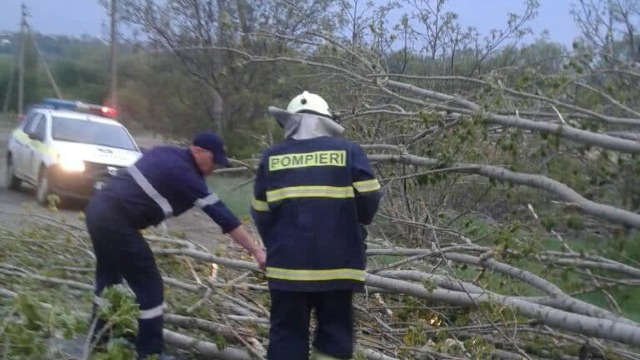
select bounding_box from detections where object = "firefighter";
[251,91,382,360]
[85,132,266,360]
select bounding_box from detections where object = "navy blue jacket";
[98,146,241,232]
[251,136,382,292]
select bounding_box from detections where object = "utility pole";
[109,0,118,114]
[1,47,16,114]
[17,2,28,115]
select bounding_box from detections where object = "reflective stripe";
[13,130,56,155]
[93,295,104,306]
[353,179,381,193]
[251,197,269,211]
[266,186,354,202]
[195,193,219,208]
[139,304,163,319]
[13,130,29,142]
[128,165,173,217]
[266,267,365,282]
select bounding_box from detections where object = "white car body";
[6,107,142,204]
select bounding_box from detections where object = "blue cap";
[192,132,230,168]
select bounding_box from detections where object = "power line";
[25,23,63,99]
[6,2,63,111]
[6,1,114,113]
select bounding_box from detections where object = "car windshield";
[51,116,137,151]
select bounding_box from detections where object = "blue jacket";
[251,136,382,292]
[98,146,241,232]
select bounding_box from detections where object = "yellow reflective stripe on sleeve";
[266,267,365,281]
[251,197,269,212]
[266,186,354,202]
[268,150,346,171]
[353,179,381,192]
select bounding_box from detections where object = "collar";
[268,106,344,140]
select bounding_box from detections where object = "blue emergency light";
[40,98,78,110]
[38,98,118,118]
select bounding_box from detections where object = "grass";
[450,214,640,322]
[207,175,253,220]
[552,234,640,321]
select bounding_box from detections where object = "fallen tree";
[1,212,639,359]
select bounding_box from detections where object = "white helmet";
[286,91,332,118]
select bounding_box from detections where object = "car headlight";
[58,155,85,172]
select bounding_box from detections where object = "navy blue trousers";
[85,195,164,358]
[268,289,354,360]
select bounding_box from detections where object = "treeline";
[2,0,639,161]
[0,36,574,158]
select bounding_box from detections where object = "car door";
[11,112,39,178]
[27,114,48,182]
[21,113,44,183]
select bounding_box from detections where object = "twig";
[222,315,266,360]
[186,287,213,313]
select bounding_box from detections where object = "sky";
[0,0,582,47]
[449,0,580,46]
[1,0,109,38]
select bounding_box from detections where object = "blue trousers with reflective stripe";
[85,195,164,358]
[268,290,354,360]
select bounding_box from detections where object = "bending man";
[85,132,266,360]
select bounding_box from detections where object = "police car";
[5,98,142,205]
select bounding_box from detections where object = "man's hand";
[253,248,267,271]
[228,226,266,271]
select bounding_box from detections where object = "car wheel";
[36,167,57,206]
[6,156,21,191]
